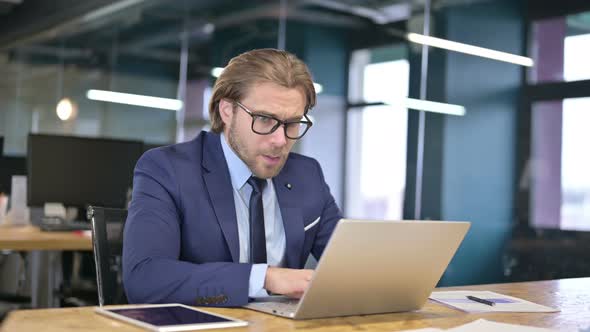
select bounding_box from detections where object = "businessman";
[123,48,342,307]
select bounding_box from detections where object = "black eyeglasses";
[234,101,313,140]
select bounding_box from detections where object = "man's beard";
[227,119,287,179]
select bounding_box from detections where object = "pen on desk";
[466,295,495,306]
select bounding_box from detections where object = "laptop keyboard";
[249,297,300,315]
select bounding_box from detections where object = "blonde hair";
[208,48,316,133]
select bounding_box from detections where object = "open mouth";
[262,154,281,165]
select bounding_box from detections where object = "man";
[123,48,341,307]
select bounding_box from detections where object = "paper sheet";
[429,291,558,313]
[401,319,558,332]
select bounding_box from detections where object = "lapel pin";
[285,183,292,190]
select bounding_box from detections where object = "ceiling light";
[313,83,323,94]
[211,67,225,78]
[56,98,77,121]
[384,98,466,116]
[406,32,534,67]
[86,89,183,111]
[202,23,215,34]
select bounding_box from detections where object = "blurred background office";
[1,0,590,310]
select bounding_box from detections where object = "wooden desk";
[0,224,93,307]
[0,224,92,251]
[2,278,589,331]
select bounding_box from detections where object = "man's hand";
[264,267,313,298]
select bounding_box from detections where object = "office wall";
[406,0,523,285]
[442,0,521,285]
[300,94,346,209]
[298,24,348,209]
[301,25,348,97]
[1,100,32,156]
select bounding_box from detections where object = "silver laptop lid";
[294,219,470,319]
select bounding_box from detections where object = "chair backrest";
[87,206,128,306]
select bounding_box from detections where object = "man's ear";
[219,99,234,126]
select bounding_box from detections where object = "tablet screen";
[108,306,232,326]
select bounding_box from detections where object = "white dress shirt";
[220,133,286,297]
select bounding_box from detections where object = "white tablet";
[95,303,248,331]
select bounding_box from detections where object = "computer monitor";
[0,156,27,195]
[27,134,143,209]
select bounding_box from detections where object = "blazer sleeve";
[310,158,342,260]
[122,151,251,307]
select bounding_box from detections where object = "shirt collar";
[220,132,252,190]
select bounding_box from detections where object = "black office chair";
[87,206,128,306]
[0,253,31,321]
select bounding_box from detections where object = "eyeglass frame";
[232,100,313,140]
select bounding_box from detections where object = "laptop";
[244,219,470,320]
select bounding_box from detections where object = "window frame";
[517,3,590,232]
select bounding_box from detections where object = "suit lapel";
[202,133,240,262]
[274,170,304,269]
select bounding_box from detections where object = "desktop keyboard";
[39,217,91,232]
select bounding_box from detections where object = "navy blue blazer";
[123,131,341,307]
